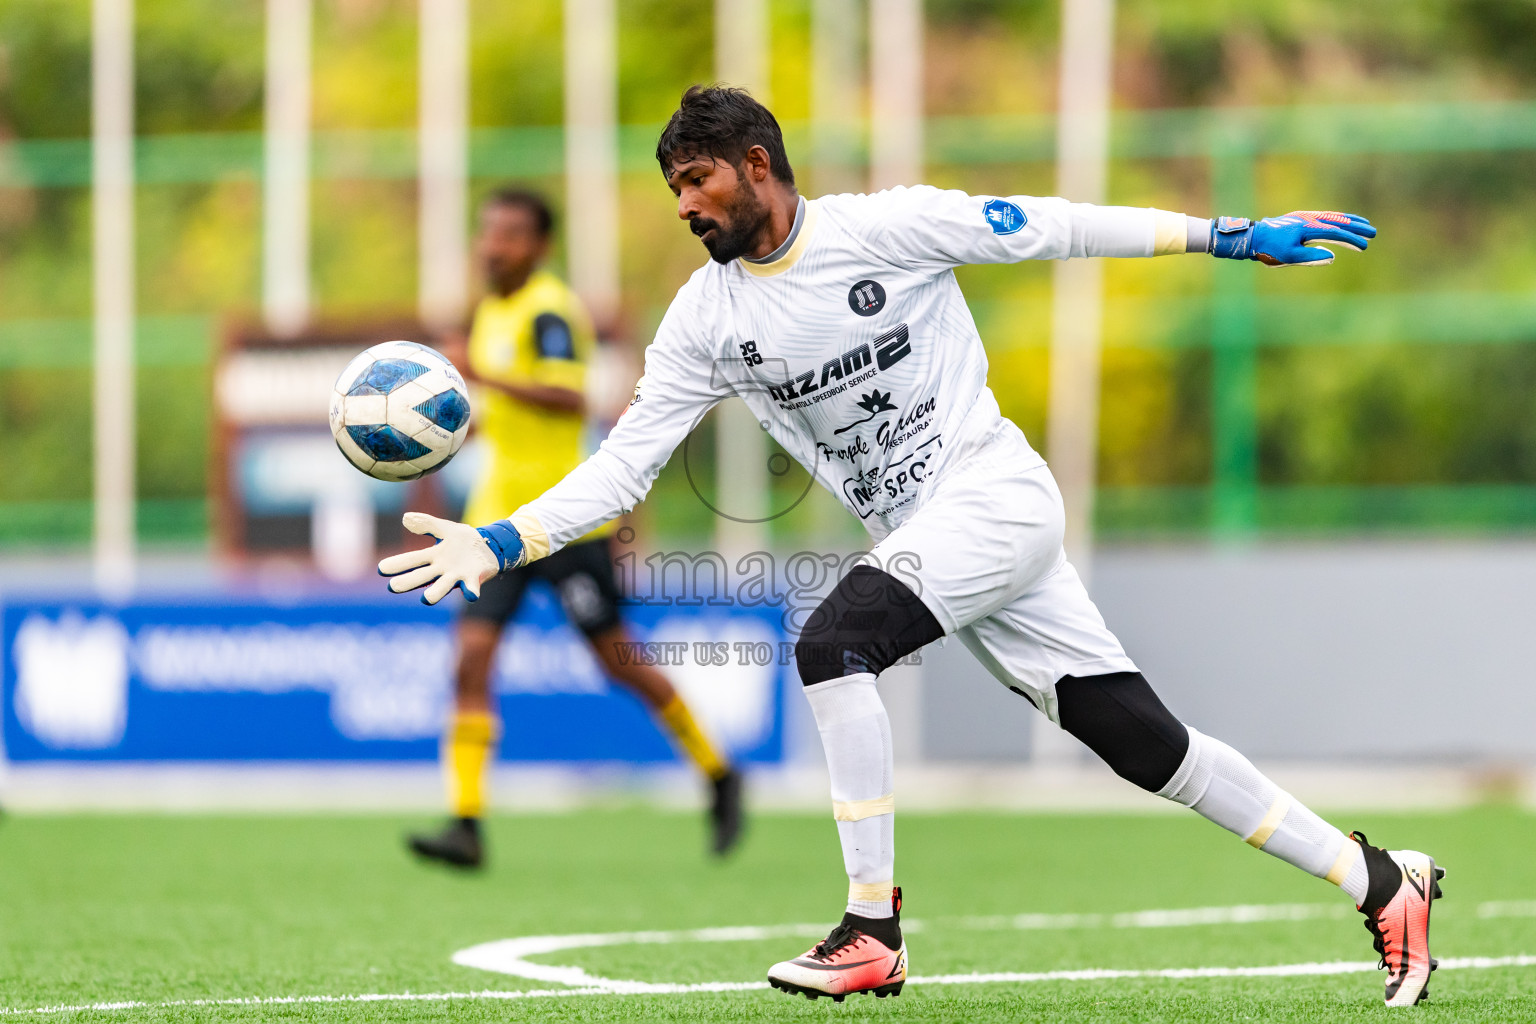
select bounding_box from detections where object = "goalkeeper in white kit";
[379,86,1442,1007]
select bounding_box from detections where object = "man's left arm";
[867,186,1375,268]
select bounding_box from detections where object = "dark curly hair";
[655,85,796,186]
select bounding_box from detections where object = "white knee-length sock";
[1160,727,1370,904]
[804,674,895,919]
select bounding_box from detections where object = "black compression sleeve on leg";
[796,565,945,686]
[1055,671,1190,793]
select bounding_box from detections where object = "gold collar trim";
[739,200,820,278]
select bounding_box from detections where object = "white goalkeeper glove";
[376,512,525,605]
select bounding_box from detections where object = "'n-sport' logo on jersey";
[983,198,1027,235]
[848,279,887,316]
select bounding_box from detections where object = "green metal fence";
[3,100,1534,544]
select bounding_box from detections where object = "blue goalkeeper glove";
[1211,211,1377,267]
[376,512,524,605]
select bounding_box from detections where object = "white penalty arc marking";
[451,923,831,991]
[6,901,1536,1017]
[450,899,1536,990]
[449,908,1359,990]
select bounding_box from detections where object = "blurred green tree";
[2,0,1536,543]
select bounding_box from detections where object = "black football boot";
[408,817,484,869]
[709,767,744,855]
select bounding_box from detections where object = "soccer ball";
[329,340,471,481]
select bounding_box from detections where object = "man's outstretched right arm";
[378,295,727,605]
[855,186,1375,270]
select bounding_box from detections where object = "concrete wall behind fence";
[919,540,1536,764]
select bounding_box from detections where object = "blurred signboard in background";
[1,592,786,765]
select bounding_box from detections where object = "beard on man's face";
[481,247,540,296]
[484,259,519,294]
[691,172,770,264]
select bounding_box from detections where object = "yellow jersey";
[462,270,611,538]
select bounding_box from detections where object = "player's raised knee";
[795,566,944,687]
[793,595,863,686]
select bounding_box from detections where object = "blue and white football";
[329,340,471,481]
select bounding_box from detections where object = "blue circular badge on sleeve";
[982,198,1027,235]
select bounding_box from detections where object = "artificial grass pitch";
[1,806,1534,1021]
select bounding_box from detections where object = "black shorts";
[461,537,623,637]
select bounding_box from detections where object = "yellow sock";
[444,709,499,819]
[658,695,729,780]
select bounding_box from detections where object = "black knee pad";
[796,565,945,686]
[1055,671,1190,792]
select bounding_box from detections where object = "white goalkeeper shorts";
[865,428,1137,723]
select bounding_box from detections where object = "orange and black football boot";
[767,888,907,1001]
[1352,831,1445,1006]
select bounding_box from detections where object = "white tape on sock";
[805,674,895,919]
[833,794,895,821]
[1159,726,1353,888]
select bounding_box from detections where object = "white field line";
[6,958,1536,1017]
[1479,900,1536,919]
[940,902,1355,932]
[913,955,1536,985]
[5,900,1535,1017]
[450,923,832,988]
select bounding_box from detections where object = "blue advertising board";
[1,587,787,764]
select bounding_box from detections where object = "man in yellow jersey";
[407,188,743,867]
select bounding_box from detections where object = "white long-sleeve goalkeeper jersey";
[512,185,1193,558]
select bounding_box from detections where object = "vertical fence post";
[1210,129,1258,536]
[811,0,863,196]
[563,0,621,325]
[93,0,135,595]
[418,0,469,331]
[715,0,770,100]
[1047,0,1114,588]
[869,0,923,191]
[263,0,311,336]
